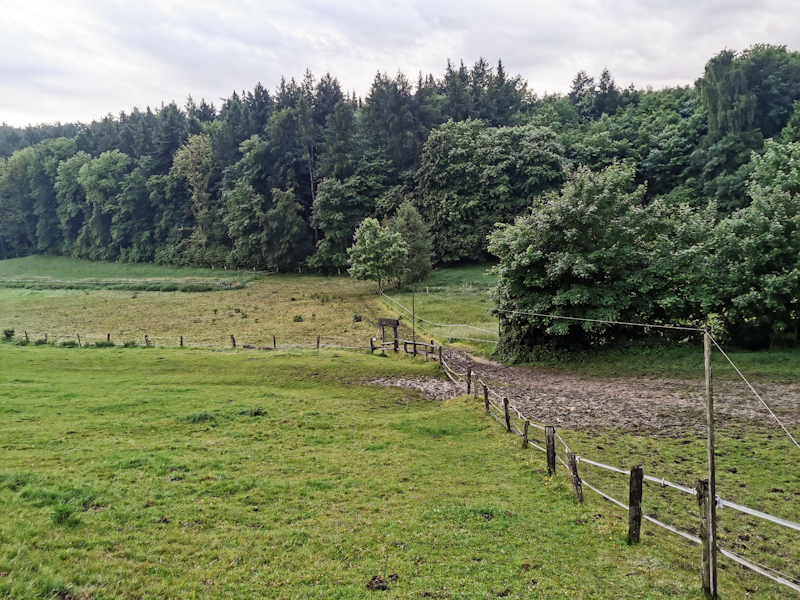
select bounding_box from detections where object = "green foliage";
[347,218,407,290]
[2,328,13,340]
[489,162,715,356]
[416,120,565,263]
[292,314,303,322]
[387,200,432,286]
[710,139,800,348]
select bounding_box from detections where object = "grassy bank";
[0,345,795,598]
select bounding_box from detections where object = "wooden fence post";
[180,336,183,348]
[438,346,442,364]
[393,326,398,353]
[628,465,643,545]
[44,334,47,343]
[483,385,490,413]
[697,479,717,599]
[503,397,511,433]
[567,452,584,503]
[144,335,149,347]
[545,426,556,476]
[317,335,320,349]
[466,368,472,395]
[273,335,276,349]
[76,333,81,347]
[522,421,529,449]
[370,338,375,353]
[107,333,110,342]
[231,335,236,348]
[24,331,29,342]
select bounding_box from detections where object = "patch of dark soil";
[366,575,387,590]
[445,352,800,434]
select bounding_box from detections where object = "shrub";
[2,328,14,340]
[94,341,116,348]
[33,338,50,346]
[15,339,29,346]
[293,315,304,323]
[352,313,362,322]
[122,340,137,348]
[59,340,78,348]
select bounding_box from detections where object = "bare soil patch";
[373,353,800,435]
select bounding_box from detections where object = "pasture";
[0,257,798,598]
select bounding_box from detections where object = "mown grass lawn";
[0,345,794,599]
[0,344,792,599]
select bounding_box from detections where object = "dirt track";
[372,352,800,435]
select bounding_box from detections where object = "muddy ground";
[371,352,800,435]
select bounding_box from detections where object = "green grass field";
[0,257,798,598]
[1,344,794,599]
[0,255,223,282]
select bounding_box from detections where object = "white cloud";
[1,0,800,126]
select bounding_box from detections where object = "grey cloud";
[3,0,800,125]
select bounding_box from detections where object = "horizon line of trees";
[4,44,800,349]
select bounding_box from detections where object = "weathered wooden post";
[503,397,511,433]
[107,333,110,342]
[628,465,643,545]
[44,333,47,343]
[393,324,398,353]
[317,335,320,349]
[231,335,236,348]
[180,336,183,348]
[76,333,81,347]
[370,338,375,353]
[702,330,718,599]
[545,426,556,476]
[438,345,442,364]
[144,335,149,347]
[466,368,472,395]
[24,331,29,342]
[522,421,529,449]
[483,385,490,413]
[425,342,429,361]
[697,479,716,599]
[567,452,584,503]
[273,335,276,349]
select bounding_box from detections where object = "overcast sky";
[2,0,800,127]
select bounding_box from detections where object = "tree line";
[3,45,800,349]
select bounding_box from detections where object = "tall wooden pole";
[703,330,718,599]
[412,288,416,350]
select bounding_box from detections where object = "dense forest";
[3,44,800,350]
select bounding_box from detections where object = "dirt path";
[375,352,800,435]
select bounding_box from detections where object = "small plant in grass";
[59,340,78,348]
[352,313,362,322]
[240,407,266,417]
[51,504,78,527]
[3,328,14,340]
[293,315,303,322]
[16,339,29,346]
[185,411,215,424]
[34,338,50,346]
[122,340,137,348]
[241,312,248,319]
[94,341,116,348]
